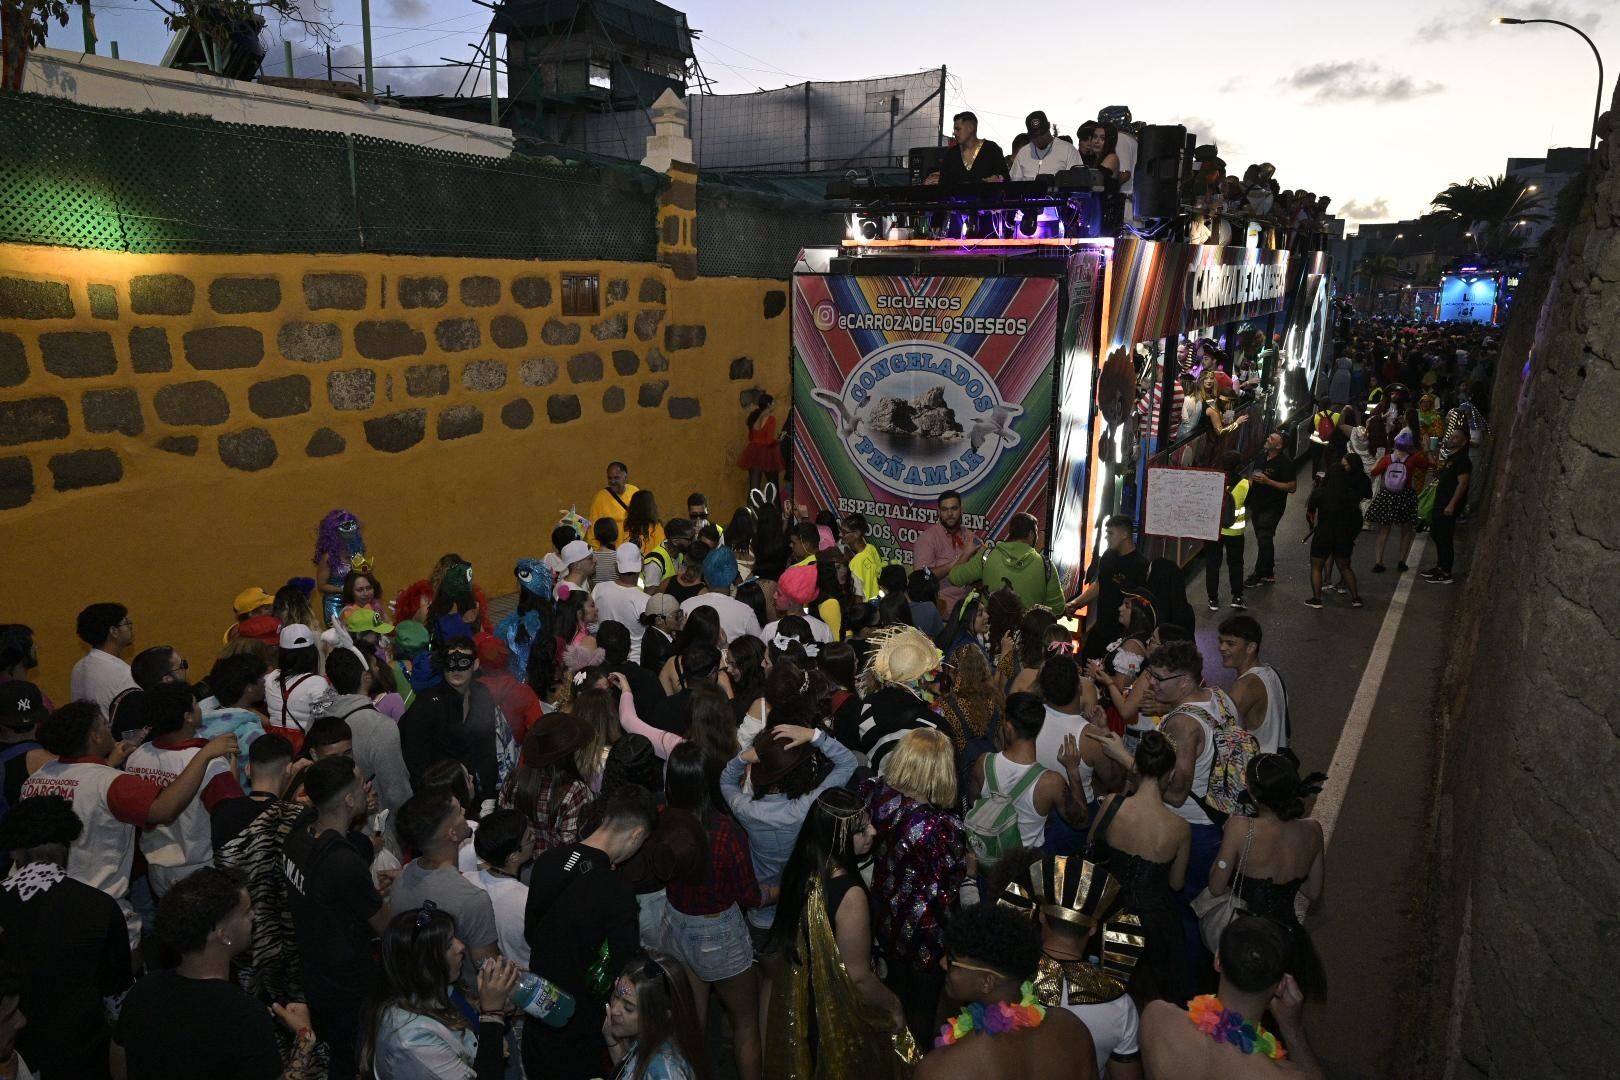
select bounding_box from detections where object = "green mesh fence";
[696,180,842,280]
[0,93,661,260]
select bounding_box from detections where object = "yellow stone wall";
[0,243,789,700]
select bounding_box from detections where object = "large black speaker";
[1133,124,1186,219]
[908,146,947,185]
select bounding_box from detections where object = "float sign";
[791,274,1058,563]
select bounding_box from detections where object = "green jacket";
[947,541,1065,612]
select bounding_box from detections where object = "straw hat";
[865,625,942,686]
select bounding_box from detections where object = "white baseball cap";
[615,542,643,573]
[279,624,315,649]
[560,539,592,567]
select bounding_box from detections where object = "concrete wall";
[0,244,788,701]
[1433,87,1620,1078]
[21,48,514,158]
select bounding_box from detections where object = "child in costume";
[312,509,368,628]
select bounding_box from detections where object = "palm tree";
[1430,175,1548,258]
[1354,254,1397,312]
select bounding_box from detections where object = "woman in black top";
[1305,453,1373,609]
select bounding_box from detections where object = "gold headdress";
[350,552,376,575]
[997,853,1144,1005]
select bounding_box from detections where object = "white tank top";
[1035,707,1095,803]
[987,754,1048,848]
[1241,665,1289,753]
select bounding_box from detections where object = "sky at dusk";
[54,0,1616,226]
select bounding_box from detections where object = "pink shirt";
[912,523,978,612]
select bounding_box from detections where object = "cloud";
[1339,197,1392,220]
[1416,1,1603,43]
[1165,115,1233,155]
[292,44,470,97]
[1279,60,1444,103]
[385,0,432,22]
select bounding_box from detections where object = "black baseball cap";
[1025,111,1051,135]
[0,680,46,730]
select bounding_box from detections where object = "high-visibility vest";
[643,543,677,586]
[1222,478,1250,537]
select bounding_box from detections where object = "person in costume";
[990,848,1146,1078]
[339,561,386,618]
[496,558,557,687]
[738,392,785,491]
[1139,916,1326,1078]
[394,553,491,631]
[916,902,1097,1080]
[763,784,918,1079]
[312,509,369,628]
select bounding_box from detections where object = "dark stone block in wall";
[129,274,194,315]
[365,409,427,453]
[0,457,32,509]
[490,315,528,349]
[210,277,282,314]
[327,369,377,411]
[664,325,706,351]
[82,388,144,435]
[591,314,627,341]
[460,276,501,307]
[612,350,639,376]
[635,310,665,341]
[88,284,118,319]
[541,319,580,345]
[157,435,199,456]
[50,448,122,490]
[0,277,73,319]
[462,360,507,392]
[0,397,70,445]
[662,216,681,246]
[219,428,278,472]
[512,276,552,308]
[406,364,450,397]
[305,427,346,457]
[520,358,558,387]
[249,375,312,419]
[646,346,669,372]
[304,273,367,310]
[154,381,230,427]
[638,278,666,304]
[437,404,484,440]
[435,318,481,353]
[40,331,117,378]
[763,289,787,319]
[602,387,625,413]
[183,326,264,370]
[668,397,701,420]
[500,398,534,429]
[399,276,449,309]
[130,327,173,373]
[567,353,603,383]
[277,321,343,363]
[606,279,629,303]
[637,380,669,408]
[354,320,426,360]
[729,356,754,381]
[0,333,27,387]
[546,394,581,424]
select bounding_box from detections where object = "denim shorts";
[664,904,754,982]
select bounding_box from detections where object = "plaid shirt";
[525,777,592,856]
[666,813,762,916]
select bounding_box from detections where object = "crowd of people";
[2,428,1415,1079]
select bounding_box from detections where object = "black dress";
[1236,875,1326,1000]
[1093,808,1193,1005]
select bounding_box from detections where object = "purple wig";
[314,509,363,577]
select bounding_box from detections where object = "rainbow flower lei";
[934,982,1046,1048]
[1187,995,1287,1060]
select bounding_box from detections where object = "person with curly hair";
[916,903,1097,1079]
[311,509,368,628]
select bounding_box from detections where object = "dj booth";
[828,169,1117,243]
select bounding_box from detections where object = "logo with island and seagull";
[811,339,1022,498]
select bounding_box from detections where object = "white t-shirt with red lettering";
[20,756,163,947]
[125,738,242,894]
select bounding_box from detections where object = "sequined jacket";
[859,776,967,972]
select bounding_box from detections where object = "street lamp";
[1493,16,1605,151]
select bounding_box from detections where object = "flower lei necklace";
[1187,995,1287,1059]
[934,982,1045,1047]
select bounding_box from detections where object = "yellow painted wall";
[0,244,789,702]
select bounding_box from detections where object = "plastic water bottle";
[510,971,575,1026]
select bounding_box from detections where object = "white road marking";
[1314,536,1428,848]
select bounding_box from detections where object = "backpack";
[1315,411,1336,443]
[965,755,1046,865]
[0,741,40,827]
[1382,455,1409,494]
[1220,482,1237,528]
[1176,694,1259,825]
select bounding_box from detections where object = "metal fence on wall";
[0,93,663,260]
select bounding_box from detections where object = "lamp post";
[1493,16,1605,151]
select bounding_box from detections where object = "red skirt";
[737,440,784,472]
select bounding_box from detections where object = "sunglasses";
[442,652,476,672]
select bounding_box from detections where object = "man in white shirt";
[679,547,762,643]
[1008,111,1084,236]
[68,603,138,715]
[463,808,533,966]
[593,544,651,663]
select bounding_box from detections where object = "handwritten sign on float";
[1144,466,1226,541]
